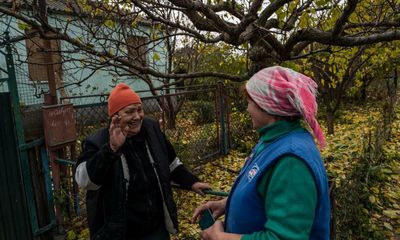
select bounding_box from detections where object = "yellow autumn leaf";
[104,19,115,28]
[66,230,76,240]
[369,195,376,204]
[383,210,399,219]
[383,222,393,231]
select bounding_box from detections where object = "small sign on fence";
[42,103,76,147]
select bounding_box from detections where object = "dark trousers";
[126,224,170,240]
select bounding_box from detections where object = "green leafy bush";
[186,101,215,125]
[228,101,257,153]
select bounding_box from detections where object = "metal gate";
[1,31,56,239]
[0,93,32,240]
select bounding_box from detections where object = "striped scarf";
[245,66,326,148]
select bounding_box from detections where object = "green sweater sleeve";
[241,155,317,240]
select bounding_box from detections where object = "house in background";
[0,0,170,141]
[0,0,169,107]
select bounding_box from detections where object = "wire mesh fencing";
[61,84,229,168]
[60,95,109,140]
[149,86,221,167]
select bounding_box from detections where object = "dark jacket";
[76,117,199,240]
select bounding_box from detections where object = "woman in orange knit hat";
[75,83,210,240]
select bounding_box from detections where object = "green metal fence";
[0,93,33,240]
[1,33,56,239]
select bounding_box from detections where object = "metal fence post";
[160,88,166,131]
[217,81,229,155]
[4,31,40,236]
[5,32,24,141]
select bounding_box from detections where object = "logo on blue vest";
[247,163,259,181]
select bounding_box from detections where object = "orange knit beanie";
[108,83,142,116]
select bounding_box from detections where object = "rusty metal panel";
[42,103,76,147]
[22,105,44,141]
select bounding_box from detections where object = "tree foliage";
[1,0,399,88]
[1,0,399,133]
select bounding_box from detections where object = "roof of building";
[0,0,153,26]
[0,0,76,13]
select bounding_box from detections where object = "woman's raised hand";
[109,114,129,152]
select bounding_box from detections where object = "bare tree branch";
[168,0,236,34]
[258,0,292,27]
[131,0,223,43]
[345,21,400,29]
[332,0,358,36]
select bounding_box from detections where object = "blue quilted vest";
[225,130,330,239]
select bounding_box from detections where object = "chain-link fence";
[60,84,228,168]
[159,86,222,167]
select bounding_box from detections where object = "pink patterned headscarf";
[245,66,326,148]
